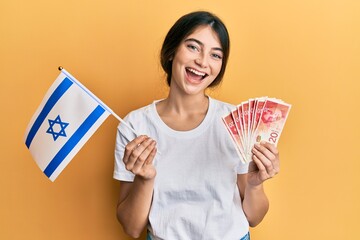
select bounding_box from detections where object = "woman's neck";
[161,90,209,116]
[155,91,210,131]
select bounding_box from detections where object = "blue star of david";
[46,115,69,141]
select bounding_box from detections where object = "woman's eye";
[187,44,199,51]
[212,53,223,60]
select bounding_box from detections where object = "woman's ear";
[169,53,174,61]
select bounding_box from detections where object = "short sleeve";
[113,121,137,182]
[236,161,249,174]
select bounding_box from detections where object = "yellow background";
[1,0,359,239]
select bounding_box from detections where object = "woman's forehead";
[184,25,222,49]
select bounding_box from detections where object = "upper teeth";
[188,68,206,76]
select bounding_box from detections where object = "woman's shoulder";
[116,101,157,137]
[124,101,156,122]
[210,97,236,113]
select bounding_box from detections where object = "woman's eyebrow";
[184,38,223,52]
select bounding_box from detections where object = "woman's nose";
[195,55,208,68]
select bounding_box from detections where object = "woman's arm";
[116,135,157,238]
[117,178,155,238]
[237,175,269,227]
[237,141,280,227]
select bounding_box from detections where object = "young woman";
[114,11,280,240]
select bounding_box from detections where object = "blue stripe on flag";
[43,105,106,178]
[25,77,73,148]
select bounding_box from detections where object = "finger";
[260,141,279,157]
[123,135,148,164]
[145,147,157,165]
[252,145,276,177]
[254,142,276,162]
[252,154,269,181]
[127,138,156,172]
[258,142,280,173]
[132,140,157,172]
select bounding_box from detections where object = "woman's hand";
[247,141,280,187]
[123,135,157,180]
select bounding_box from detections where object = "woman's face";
[170,25,223,96]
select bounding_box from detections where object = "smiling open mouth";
[186,67,208,80]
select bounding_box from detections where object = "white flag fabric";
[24,69,111,181]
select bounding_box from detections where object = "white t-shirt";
[114,97,250,240]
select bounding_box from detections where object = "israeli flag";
[24,69,111,181]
